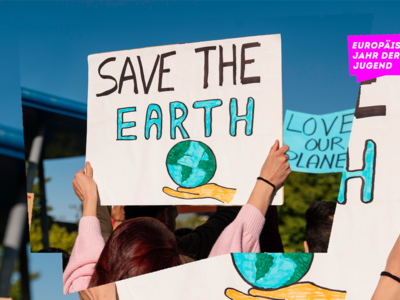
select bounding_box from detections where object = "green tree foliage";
[9,271,40,300]
[176,214,208,229]
[30,222,77,254]
[29,177,78,254]
[279,171,342,252]
[0,245,40,300]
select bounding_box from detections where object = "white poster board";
[114,76,400,299]
[86,35,283,205]
[326,76,400,299]
[115,253,348,300]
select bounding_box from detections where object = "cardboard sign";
[284,109,354,173]
[86,35,283,205]
[114,77,400,300]
[326,76,400,298]
[115,253,347,300]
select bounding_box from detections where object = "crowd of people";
[61,139,400,299]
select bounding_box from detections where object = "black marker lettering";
[307,155,320,168]
[296,153,305,168]
[305,139,318,151]
[158,51,176,92]
[318,139,330,151]
[118,57,138,94]
[219,45,236,86]
[286,114,302,133]
[340,113,354,134]
[331,137,344,150]
[355,79,386,118]
[336,153,347,168]
[240,42,261,84]
[320,154,335,169]
[96,57,118,97]
[303,118,317,136]
[137,55,160,94]
[195,46,217,89]
[322,116,337,136]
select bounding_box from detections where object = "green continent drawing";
[255,253,274,282]
[232,253,313,289]
[166,141,216,188]
[280,253,313,286]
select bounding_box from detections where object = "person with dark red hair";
[63,140,291,294]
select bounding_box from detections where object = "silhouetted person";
[304,201,337,253]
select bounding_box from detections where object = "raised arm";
[209,140,291,257]
[63,162,105,294]
[371,234,400,300]
[177,206,241,260]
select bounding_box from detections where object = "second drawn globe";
[232,253,313,289]
[166,140,216,188]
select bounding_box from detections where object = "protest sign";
[116,253,347,299]
[115,76,400,300]
[284,109,354,173]
[86,35,283,205]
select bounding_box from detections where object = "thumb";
[269,140,279,155]
[85,161,93,178]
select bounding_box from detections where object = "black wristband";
[381,271,400,284]
[257,177,276,192]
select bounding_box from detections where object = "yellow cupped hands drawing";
[163,183,236,204]
[225,283,347,300]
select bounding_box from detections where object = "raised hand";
[247,140,291,215]
[259,140,291,189]
[72,161,98,217]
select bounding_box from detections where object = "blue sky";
[26,244,79,300]
[35,11,372,221]
[1,1,400,299]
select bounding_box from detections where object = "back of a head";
[124,206,171,220]
[89,217,181,287]
[305,201,337,252]
[124,205,178,232]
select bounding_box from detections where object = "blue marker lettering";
[145,104,162,140]
[170,102,189,139]
[230,97,254,136]
[117,107,136,140]
[193,99,222,137]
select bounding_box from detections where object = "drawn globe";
[166,140,217,188]
[232,253,313,289]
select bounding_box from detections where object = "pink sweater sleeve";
[208,204,265,258]
[63,216,105,294]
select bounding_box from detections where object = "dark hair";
[305,201,337,252]
[88,217,181,287]
[124,206,173,220]
[124,206,178,232]
[38,247,70,271]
